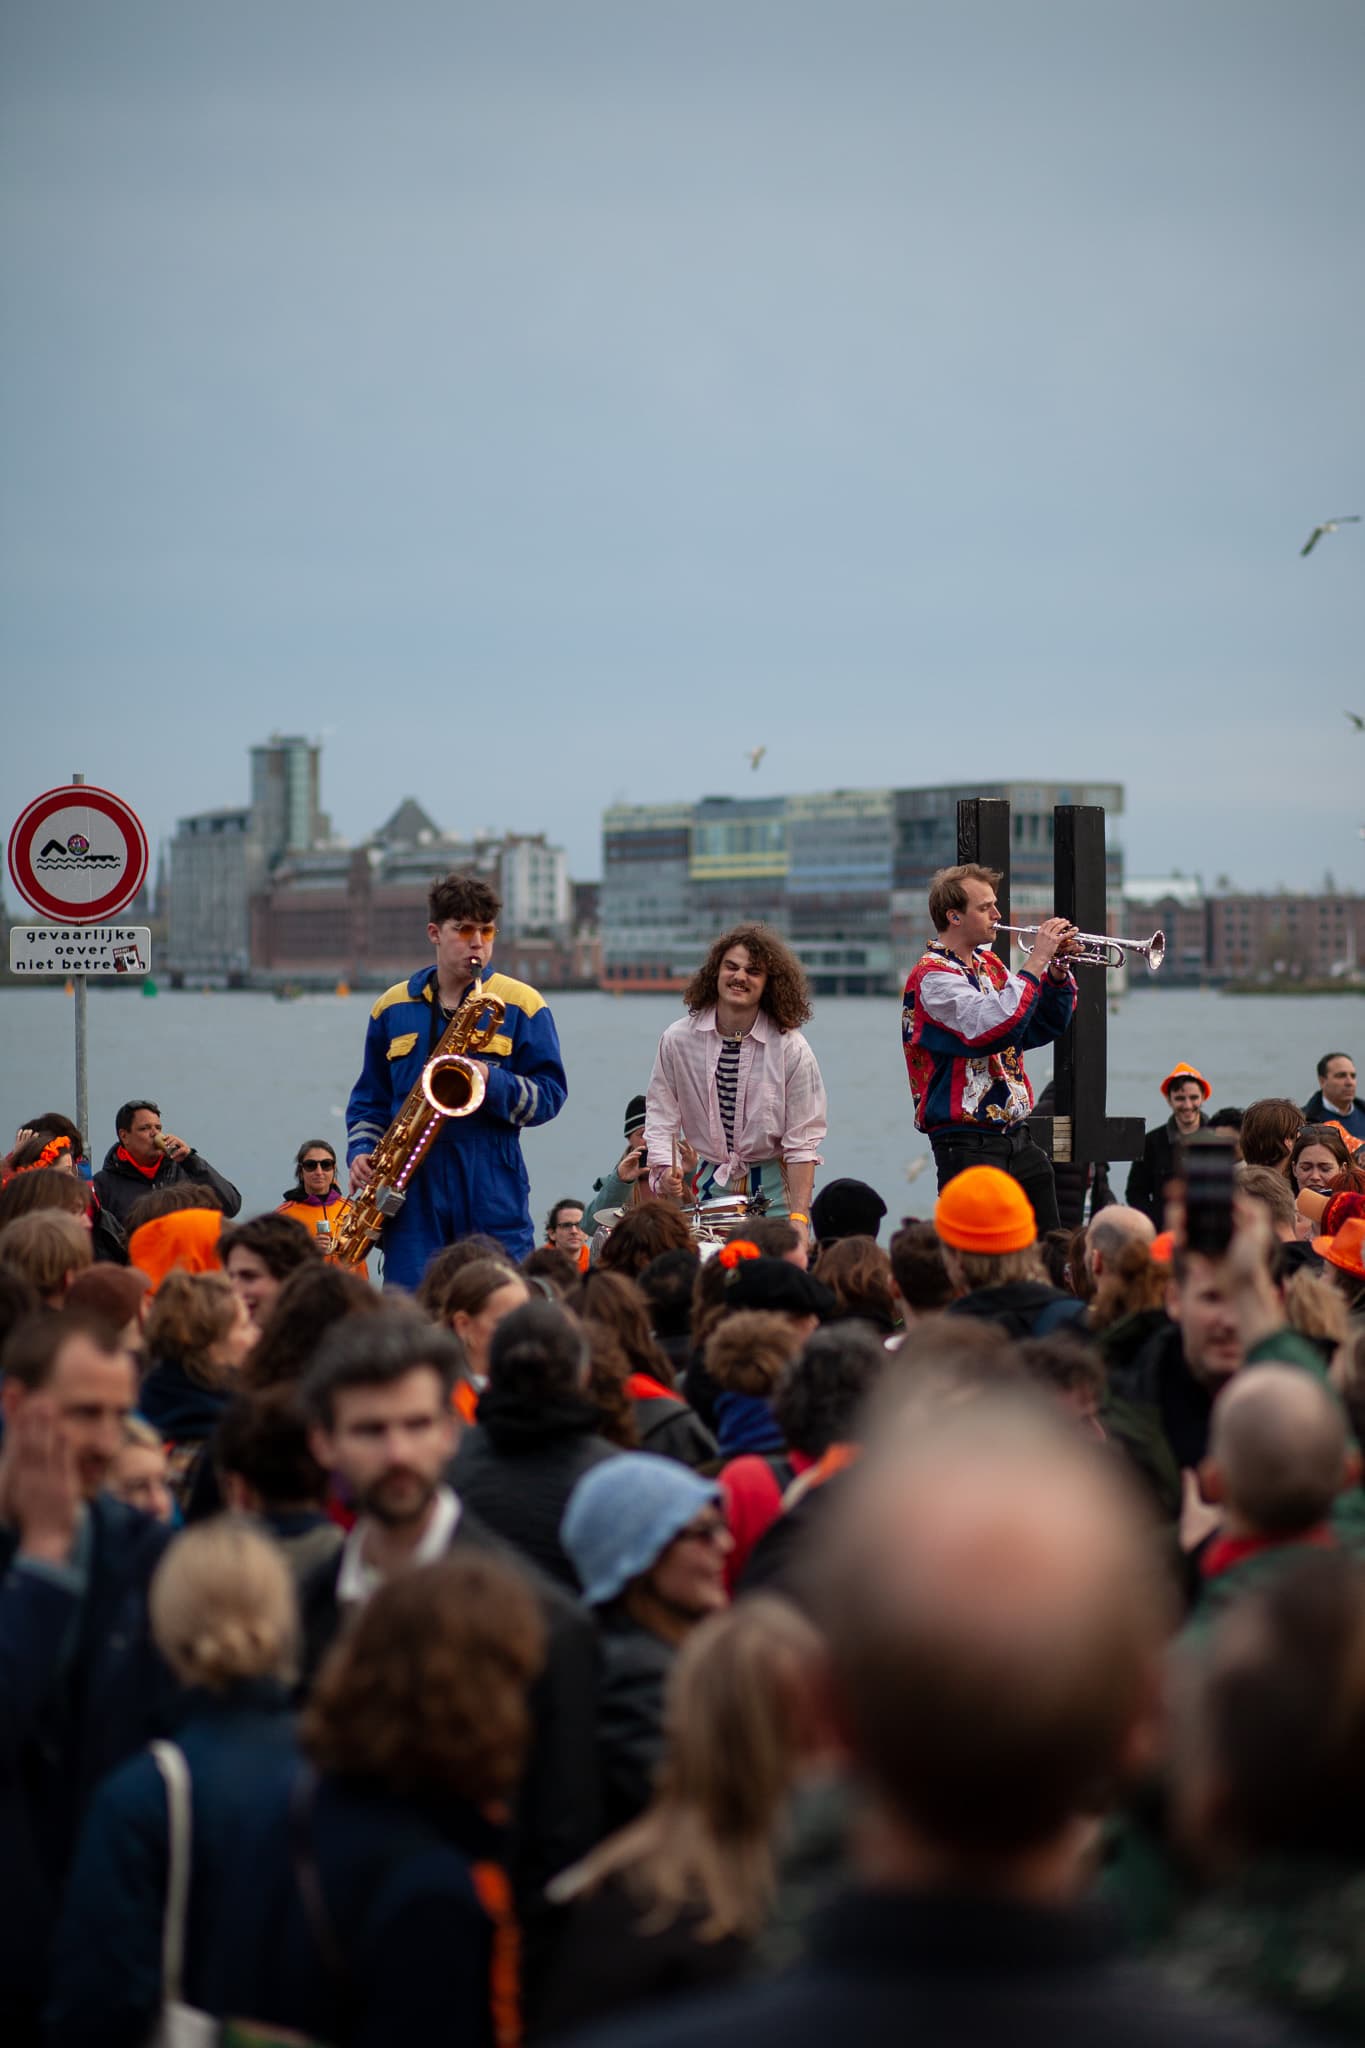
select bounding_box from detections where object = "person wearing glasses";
[345,872,568,1286]
[277,1140,350,1257]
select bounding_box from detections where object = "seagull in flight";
[746,745,766,772]
[1301,516,1360,557]
[1346,712,1365,732]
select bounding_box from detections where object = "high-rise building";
[165,808,261,979]
[602,782,1126,995]
[249,734,328,864]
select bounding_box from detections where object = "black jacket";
[1125,1114,1207,1227]
[595,1607,676,1832]
[203,1769,503,2048]
[297,1503,602,1917]
[0,1495,176,2041]
[550,1886,1301,2048]
[631,1389,718,1470]
[946,1281,1088,1340]
[449,1391,620,1591]
[46,1679,298,2048]
[91,1141,242,1233]
[540,1873,748,2037]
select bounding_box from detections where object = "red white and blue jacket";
[902,942,1076,1136]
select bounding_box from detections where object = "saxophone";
[331,978,507,1267]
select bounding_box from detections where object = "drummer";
[645,925,827,1231]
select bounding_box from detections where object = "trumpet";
[997,924,1166,973]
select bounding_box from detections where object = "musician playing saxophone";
[902,863,1077,1235]
[346,873,567,1285]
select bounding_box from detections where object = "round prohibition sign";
[8,783,150,922]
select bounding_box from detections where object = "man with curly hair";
[645,925,826,1228]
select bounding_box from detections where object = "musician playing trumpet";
[902,864,1077,1234]
[645,925,827,1233]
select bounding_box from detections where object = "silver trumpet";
[997,924,1165,973]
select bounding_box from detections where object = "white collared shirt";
[335,1483,462,1609]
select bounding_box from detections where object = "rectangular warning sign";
[9,926,153,976]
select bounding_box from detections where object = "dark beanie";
[809,1178,888,1246]
[723,1257,835,1320]
[624,1095,647,1138]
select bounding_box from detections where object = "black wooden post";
[956,797,1012,975]
[1041,805,1145,1169]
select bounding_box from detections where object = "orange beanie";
[128,1209,224,1294]
[1160,1061,1211,1102]
[934,1166,1037,1254]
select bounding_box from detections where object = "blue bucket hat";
[561,1453,721,1607]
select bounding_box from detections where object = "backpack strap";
[149,1741,193,2006]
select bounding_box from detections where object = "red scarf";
[1200,1523,1336,1579]
[116,1143,163,1182]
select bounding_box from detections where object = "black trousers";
[930,1122,1062,1236]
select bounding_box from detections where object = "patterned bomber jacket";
[902,941,1076,1136]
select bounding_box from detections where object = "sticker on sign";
[8,785,149,922]
[9,926,153,976]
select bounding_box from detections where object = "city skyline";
[3,3,1362,894]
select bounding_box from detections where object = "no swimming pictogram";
[8,783,149,922]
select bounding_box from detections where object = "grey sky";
[3,1,1362,899]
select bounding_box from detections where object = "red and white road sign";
[8,784,149,923]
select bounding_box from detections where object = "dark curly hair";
[246,1262,384,1390]
[218,1213,322,1283]
[683,926,812,1032]
[303,1555,544,1803]
[427,873,501,927]
[771,1322,886,1458]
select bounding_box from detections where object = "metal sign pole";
[71,771,90,1155]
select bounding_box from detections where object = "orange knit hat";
[934,1166,1037,1254]
[1160,1061,1211,1102]
[128,1208,224,1294]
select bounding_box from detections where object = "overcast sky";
[3,1,1362,901]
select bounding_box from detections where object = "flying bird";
[1301,516,1361,557]
[746,746,766,772]
[1346,712,1365,733]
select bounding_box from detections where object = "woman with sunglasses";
[278,1140,349,1257]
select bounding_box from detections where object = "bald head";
[1208,1365,1348,1536]
[1085,1206,1155,1279]
[819,1396,1168,1857]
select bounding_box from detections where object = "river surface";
[2,985,1361,1231]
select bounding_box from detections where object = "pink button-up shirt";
[645,1007,827,1192]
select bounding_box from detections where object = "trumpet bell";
[1143,931,1166,973]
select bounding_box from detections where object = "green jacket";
[1159,1858,1365,2041]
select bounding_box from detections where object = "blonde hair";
[122,1414,164,1452]
[150,1518,298,1689]
[0,1210,93,1297]
[949,1244,1047,1292]
[1284,1268,1350,1352]
[553,1597,821,1939]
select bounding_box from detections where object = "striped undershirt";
[716,1034,743,1150]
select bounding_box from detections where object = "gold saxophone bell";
[330,977,506,1266]
[420,1052,488,1119]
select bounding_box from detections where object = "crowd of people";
[3,864,1365,2045]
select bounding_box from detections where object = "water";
[2,985,1361,1231]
